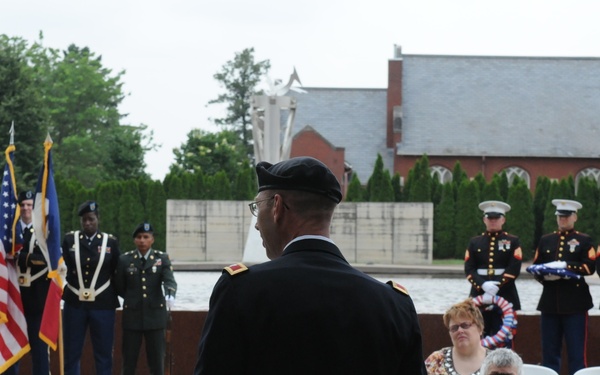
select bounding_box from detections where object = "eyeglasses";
[248,196,275,217]
[449,322,473,333]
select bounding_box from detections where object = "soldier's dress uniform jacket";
[533,229,596,313]
[195,238,427,375]
[62,231,120,309]
[115,248,177,330]
[465,231,522,310]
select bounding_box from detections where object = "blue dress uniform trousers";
[63,303,116,375]
[541,312,588,375]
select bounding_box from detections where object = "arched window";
[503,166,530,188]
[430,165,452,183]
[575,168,600,190]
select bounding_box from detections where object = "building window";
[503,167,530,188]
[430,166,452,183]
[575,168,600,190]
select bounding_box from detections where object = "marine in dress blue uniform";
[115,222,177,375]
[465,201,522,348]
[62,201,120,375]
[194,157,427,375]
[17,190,51,375]
[533,199,597,375]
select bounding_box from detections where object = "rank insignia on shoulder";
[387,280,409,296]
[224,263,248,276]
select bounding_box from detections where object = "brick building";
[289,48,600,198]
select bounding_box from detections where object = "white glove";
[481,281,500,295]
[166,295,175,309]
[482,293,494,305]
[58,262,68,278]
[544,274,562,281]
[544,261,567,269]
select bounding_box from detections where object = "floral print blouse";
[425,347,485,375]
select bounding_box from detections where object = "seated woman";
[425,298,489,375]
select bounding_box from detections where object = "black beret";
[78,200,98,216]
[132,222,154,237]
[256,157,342,203]
[18,190,34,204]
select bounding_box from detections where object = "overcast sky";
[2,0,600,180]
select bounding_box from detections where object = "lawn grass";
[431,259,464,266]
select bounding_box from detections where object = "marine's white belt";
[477,268,505,275]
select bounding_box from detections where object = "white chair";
[522,364,559,375]
[575,367,600,375]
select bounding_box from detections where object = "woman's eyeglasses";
[449,322,473,333]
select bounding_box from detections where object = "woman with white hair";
[480,348,523,375]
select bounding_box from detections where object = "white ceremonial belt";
[477,268,505,276]
[67,280,111,302]
[17,267,48,287]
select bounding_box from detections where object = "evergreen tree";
[408,154,432,202]
[473,172,486,196]
[451,161,468,201]
[455,180,481,258]
[533,176,551,249]
[391,173,402,202]
[542,180,562,234]
[493,172,509,201]
[431,175,442,207]
[480,177,502,202]
[367,154,394,202]
[145,180,167,251]
[117,179,144,247]
[210,171,232,200]
[163,173,185,199]
[576,177,598,238]
[345,173,365,202]
[232,161,256,200]
[434,183,456,259]
[506,178,535,260]
[95,181,121,236]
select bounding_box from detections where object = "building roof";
[397,54,600,158]
[289,87,392,182]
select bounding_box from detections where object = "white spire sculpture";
[243,68,305,263]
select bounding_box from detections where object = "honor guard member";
[533,199,596,375]
[194,156,427,375]
[62,201,121,375]
[4,191,52,375]
[465,200,522,348]
[17,190,52,374]
[115,222,177,375]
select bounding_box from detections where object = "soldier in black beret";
[61,200,120,375]
[115,222,177,375]
[13,190,52,374]
[195,156,427,374]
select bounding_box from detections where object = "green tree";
[451,161,468,200]
[493,172,509,201]
[208,48,270,156]
[145,180,167,251]
[455,180,481,258]
[480,178,502,202]
[232,161,256,200]
[0,35,47,186]
[367,154,394,202]
[407,154,432,202]
[117,180,144,246]
[345,173,365,202]
[171,129,248,181]
[434,183,456,259]
[506,178,535,259]
[533,176,551,249]
[391,173,403,202]
[210,171,232,200]
[576,177,598,238]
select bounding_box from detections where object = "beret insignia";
[224,263,248,276]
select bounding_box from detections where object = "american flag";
[0,142,30,372]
